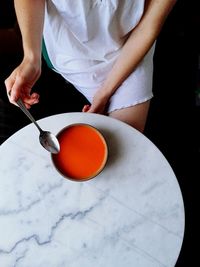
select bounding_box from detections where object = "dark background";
[0,1,199,266]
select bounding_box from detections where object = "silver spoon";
[16,98,60,154]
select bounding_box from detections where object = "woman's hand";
[83,0,177,116]
[5,57,41,109]
[82,87,110,114]
[6,0,45,109]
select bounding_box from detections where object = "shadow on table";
[98,127,125,171]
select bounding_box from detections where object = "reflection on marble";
[0,113,185,267]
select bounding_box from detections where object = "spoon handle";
[16,98,42,133]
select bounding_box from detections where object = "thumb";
[9,77,23,103]
[5,77,15,99]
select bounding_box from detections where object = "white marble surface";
[0,113,185,267]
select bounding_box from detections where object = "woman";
[5,0,176,132]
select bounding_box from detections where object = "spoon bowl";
[39,131,60,154]
[16,98,60,154]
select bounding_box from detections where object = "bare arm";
[14,0,45,60]
[5,0,45,107]
[85,0,177,113]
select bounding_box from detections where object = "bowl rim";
[51,122,108,182]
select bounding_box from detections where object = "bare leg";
[108,100,150,133]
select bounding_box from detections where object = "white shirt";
[43,0,145,91]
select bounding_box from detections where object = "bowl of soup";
[51,123,108,181]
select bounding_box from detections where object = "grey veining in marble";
[0,113,185,267]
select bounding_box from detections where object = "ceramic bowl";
[51,123,108,181]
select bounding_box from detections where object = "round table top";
[0,112,185,267]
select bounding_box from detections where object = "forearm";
[101,0,177,98]
[14,0,45,61]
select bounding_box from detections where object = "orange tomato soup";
[52,124,108,181]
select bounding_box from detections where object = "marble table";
[0,112,185,267]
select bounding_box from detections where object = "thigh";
[108,100,150,133]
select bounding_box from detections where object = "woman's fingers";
[82,105,91,112]
[23,92,40,105]
[5,74,40,108]
[5,76,15,100]
[5,57,41,107]
[9,79,24,103]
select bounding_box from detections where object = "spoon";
[16,98,60,154]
